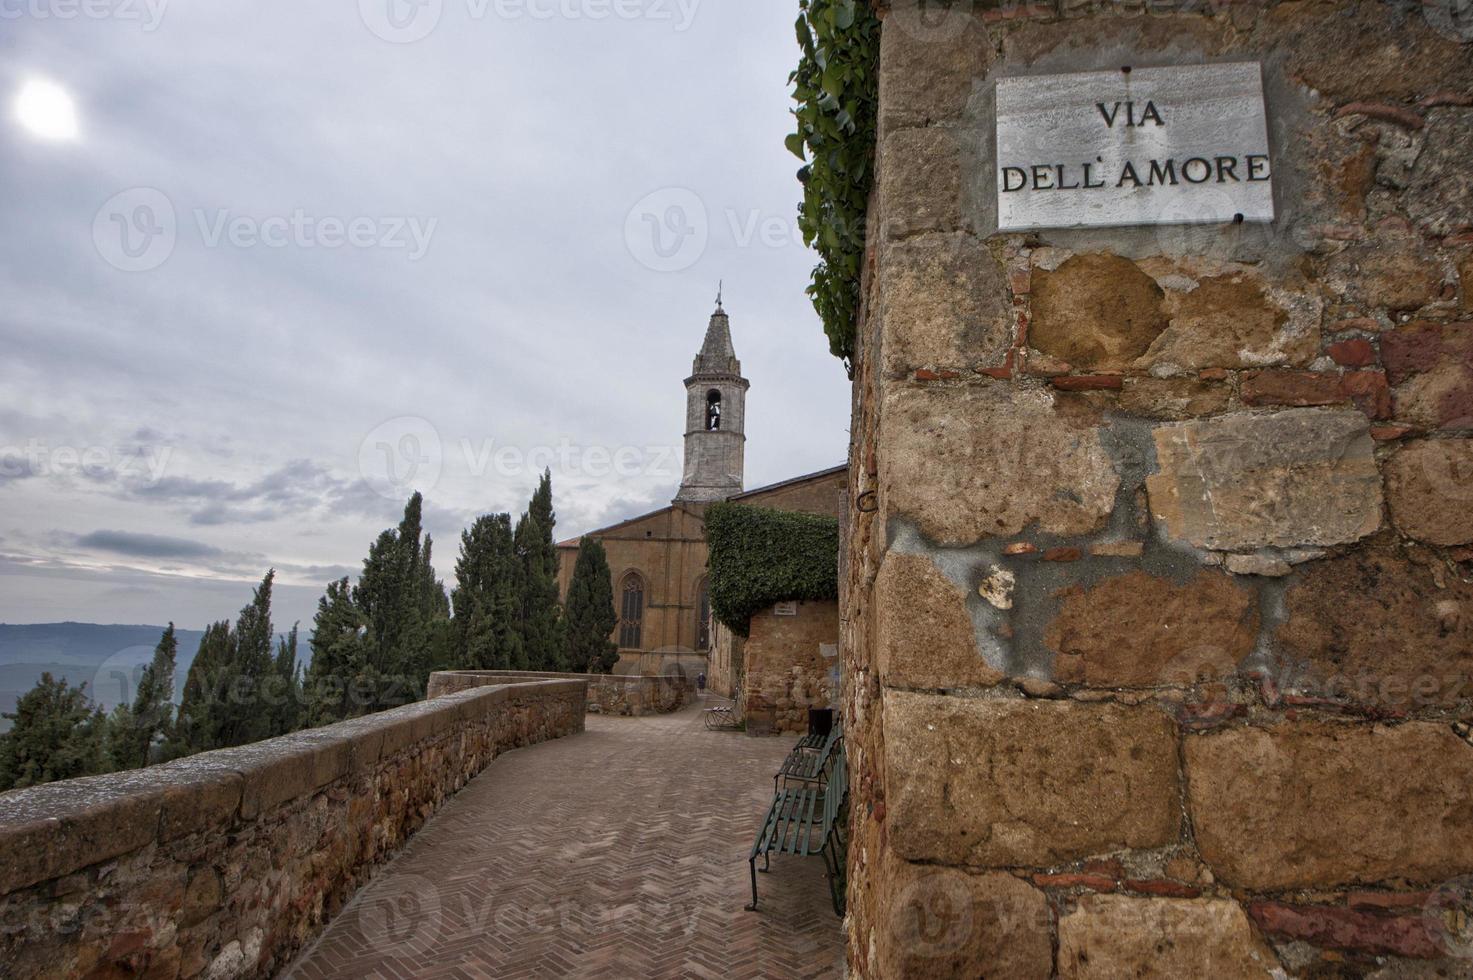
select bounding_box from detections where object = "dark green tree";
[269,623,302,736]
[0,674,111,790]
[170,619,230,756]
[171,571,280,754]
[350,493,452,709]
[452,513,524,670]
[304,577,368,726]
[109,624,178,770]
[564,538,618,673]
[516,471,566,670]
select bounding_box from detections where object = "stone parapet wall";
[0,679,585,979]
[740,601,841,734]
[428,669,690,716]
[846,2,1473,976]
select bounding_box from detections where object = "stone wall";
[0,679,584,979]
[708,619,743,697]
[428,669,689,716]
[845,2,1473,976]
[742,600,841,734]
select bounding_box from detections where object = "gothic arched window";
[696,578,711,651]
[619,572,645,649]
[706,390,722,431]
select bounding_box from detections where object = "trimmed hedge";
[704,503,839,637]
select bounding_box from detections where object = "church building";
[555,298,846,677]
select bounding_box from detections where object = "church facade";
[555,301,845,676]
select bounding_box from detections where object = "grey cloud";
[76,529,228,560]
[0,455,36,484]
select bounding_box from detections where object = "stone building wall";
[727,464,849,518]
[741,600,841,734]
[554,466,848,673]
[0,679,584,979]
[556,503,713,661]
[708,619,743,697]
[844,2,1473,976]
[427,669,690,715]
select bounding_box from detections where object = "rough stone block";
[1404,109,1473,238]
[878,127,969,239]
[0,772,164,896]
[1275,538,1473,710]
[884,692,1180,866]
[1146,409,1382,551]
[880,382,1118,546]
[1325,239,1445,312]
[876,552,1002,690]
[1138,272,1316,372]
[1385,439,1473,545]
[1265,0,1473,104]
[1030,254,1167,371]
[1045,571,1258,687]
[1240,370,1346,408]
[1382,321,1473,430]
[1185,720,1473,890]
[1119,378,1231,420]
[1248,902,1444,960]
[875,849,1051,978]
[878,2,990,132]
[878,233,1013,378]
[1057,895,1281,979]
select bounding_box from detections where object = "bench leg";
[821,845,844,918]
[744,855,759,911]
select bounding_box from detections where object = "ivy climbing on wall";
[787,0,881,375]
[704,503,840,637]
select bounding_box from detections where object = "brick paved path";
[286,698,845,979]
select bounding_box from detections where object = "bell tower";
[676,289,749,503]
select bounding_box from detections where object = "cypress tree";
[172,571,279,754]
[564,538,619,673]
[452,513,523,670]
[270,624,302,736]
[304,577,367,725]
[0,674,110,790]
[517,471,566,670]
[110,624,178,770]
[350,493,452,709]
[171,620,230,756]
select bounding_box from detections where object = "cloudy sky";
[0,0,851,630]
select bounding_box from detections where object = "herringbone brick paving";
[285,697,845,979]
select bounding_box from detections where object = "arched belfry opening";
[706,390,722,430]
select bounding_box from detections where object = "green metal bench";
[746,733,847,916]
[703,687,741,730]
[773,721,841,792]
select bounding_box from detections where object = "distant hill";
[0,623,305,733]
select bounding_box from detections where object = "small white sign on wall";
[995,62,1274,231]
[773,601,798,616]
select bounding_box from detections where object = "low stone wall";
[0,679,584,979]
[428,669,689,716]
[741,600,840,734]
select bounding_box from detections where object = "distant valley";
[0,623,305,732]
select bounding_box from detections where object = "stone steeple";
[676,297,749,503]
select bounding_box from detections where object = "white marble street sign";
[995,62,1274,231]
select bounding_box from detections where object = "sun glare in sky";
[13,77,80,141]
